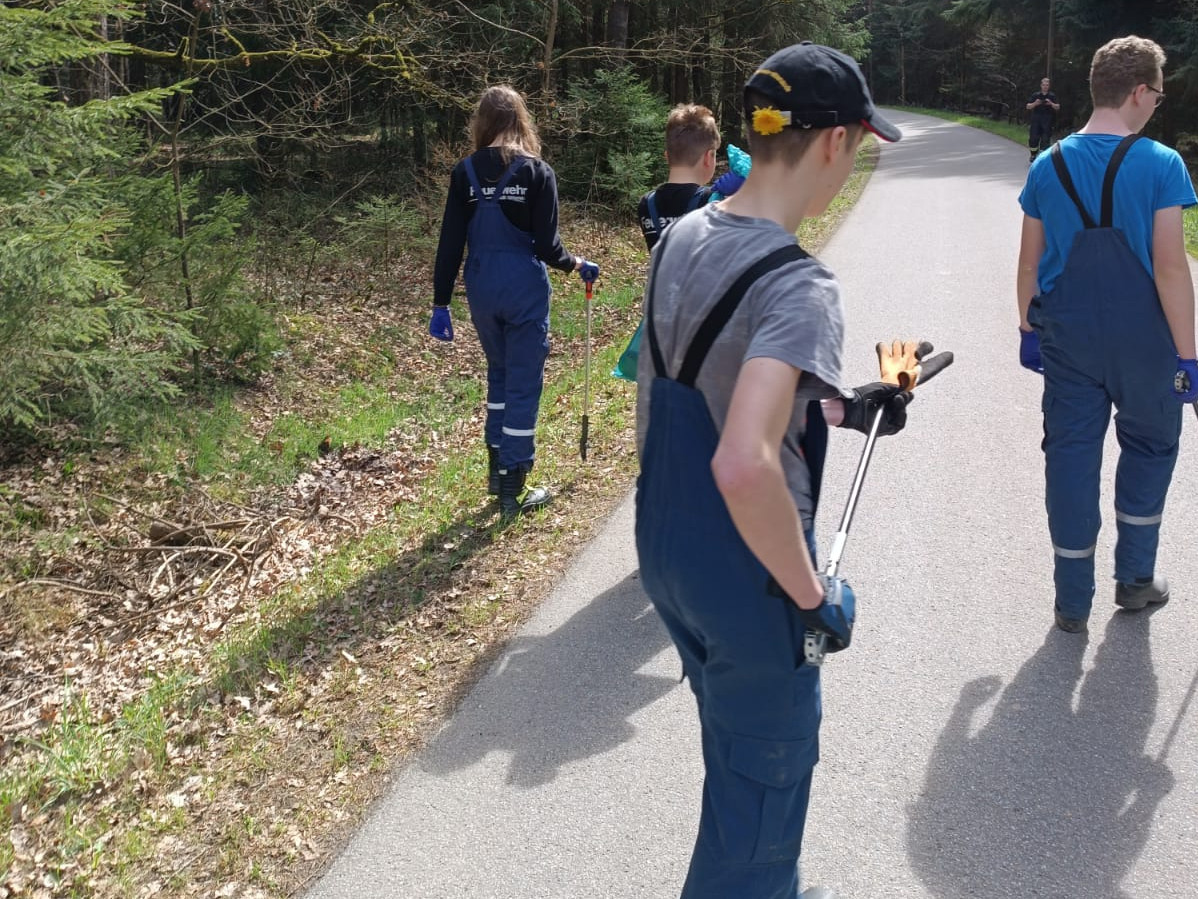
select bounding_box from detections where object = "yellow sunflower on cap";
[751,106,789,136]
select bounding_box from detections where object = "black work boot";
[1115,575,1170,611]
[487,445,500,496]
[498,467,551,520]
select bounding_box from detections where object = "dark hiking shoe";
[487,445,500,496]
[498,468,551,520]
[1054,608,1089,633]
[1115,576,1170,611]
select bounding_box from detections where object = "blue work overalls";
[462,156,552,472]
[635,240,826,899]
[1028,135,1182,620]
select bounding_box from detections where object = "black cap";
[745,42,901,143]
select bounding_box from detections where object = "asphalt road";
[306,112,1198,899]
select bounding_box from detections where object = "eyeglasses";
[1144,83,1165,107]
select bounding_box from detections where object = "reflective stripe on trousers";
[1031,227,1180,618]
[461,157,551,471]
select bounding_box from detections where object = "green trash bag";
[612,319,642,382]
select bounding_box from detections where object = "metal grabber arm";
[579,278,594,460]
[806,342,955,666]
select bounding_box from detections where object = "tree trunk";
[542,0,558,98]
[606,1,629,56]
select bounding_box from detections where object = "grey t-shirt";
[636,204,844,527]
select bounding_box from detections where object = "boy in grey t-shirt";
[635,42,913,898]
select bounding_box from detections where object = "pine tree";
[0,0,193,433]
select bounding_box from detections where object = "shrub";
[551,67,669,207]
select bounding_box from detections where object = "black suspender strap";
[676,244,807,387]
[646,190,663,236]
[1050,143,1097,230]
[645,227,671,379]
[1050,134,1143,230]
[645,238,809,387]
[1100,134,1142,229]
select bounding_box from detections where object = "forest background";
[4,1,1198,897]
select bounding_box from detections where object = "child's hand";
[712,171,745,197]
[1173,357,1198,401]
[838,382,911,436]
[429,305,454,342]
[1019,328,1044,374]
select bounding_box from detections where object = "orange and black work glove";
[877,339,934,388]
[837,338,933,437]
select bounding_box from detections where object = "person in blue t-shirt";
[1016,36,1198,634]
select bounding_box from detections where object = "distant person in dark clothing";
[1027,76,1060,162]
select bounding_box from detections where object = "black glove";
[838,381,911,436]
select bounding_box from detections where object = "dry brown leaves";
[0,210,646,897]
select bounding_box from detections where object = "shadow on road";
[907,609,1173,898]
[419,570,677,788]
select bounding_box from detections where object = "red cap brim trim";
[861,118,896,142]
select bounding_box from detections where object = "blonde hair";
[471,85,542,161]
[665,104,720,166]
[1089,36,1166,109]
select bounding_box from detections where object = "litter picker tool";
[579,277,594,460]
[806,343,955,666]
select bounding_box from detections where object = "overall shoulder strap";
[646,190,663,235]
[646,239,810,385]
[462,156,484,199]
[1050,143,1097,230]
[492,156,524,198]
[676,244,809,387]
[1099,134,1143,229]
[645,225,671,379]
[686,189,706,212]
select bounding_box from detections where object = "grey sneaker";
[1115,576,1170,611]
[801,890,839,899]
[1054,608,1089,633]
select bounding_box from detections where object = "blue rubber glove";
[767,574,856,656]
[797,576,856,654]
[712,170,746,198]
[429,305,454,342]
[578,260,600,284]
[1019,328,1044,374]
[1173,356,1198,402]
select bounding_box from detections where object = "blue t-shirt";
[1018,133,1196,296]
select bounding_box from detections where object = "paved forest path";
[307,111,1198,899]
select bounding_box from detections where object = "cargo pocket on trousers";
[727,733,820,864]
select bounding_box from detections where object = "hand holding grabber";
[577,260,600,460]
[1172,356,1198,422]
[802,339,954,666]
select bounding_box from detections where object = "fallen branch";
[0,578,118,602]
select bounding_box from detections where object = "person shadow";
[907,609,1174,898]
[418,570,678,788]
